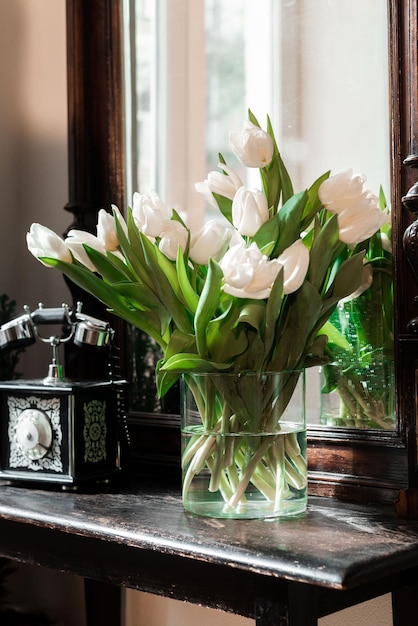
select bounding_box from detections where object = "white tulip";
[337,194,389,245]
[195,164,243,208]
[277,240,309,295]
[66,230,106,271]
[229,120,274,168]
[132,191,172,237]
[318,169,389,245]
[220,241,281,300]
[97,205,127,251]
[232,187,269,237]
[189,220,232,265]
[318,169,366,212]
[27,223,73,266]
[158,220,189,261]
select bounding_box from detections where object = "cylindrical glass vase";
[180,370,307,519]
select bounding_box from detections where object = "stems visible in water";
[181,373,307,515]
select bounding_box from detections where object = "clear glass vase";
[180,371,307,519]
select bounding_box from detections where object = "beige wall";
[0,0,70,378]
[124,591,393,626]
[0,1,392,624]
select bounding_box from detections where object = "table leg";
[84,578,122,626]
[255,579,318,626]
[392,579,418,626]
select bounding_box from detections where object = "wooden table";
[0,478,417,625]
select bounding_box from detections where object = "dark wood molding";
[65,0,125,227]
[64,0,126,379]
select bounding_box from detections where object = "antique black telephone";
[0,302,128,486]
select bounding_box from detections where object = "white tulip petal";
[26,223,72,266]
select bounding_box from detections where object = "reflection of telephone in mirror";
[0,302,128,487]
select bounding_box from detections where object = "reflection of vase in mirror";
[319,273,394,430]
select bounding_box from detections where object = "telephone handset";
[0,302,129,487]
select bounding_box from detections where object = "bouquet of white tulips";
[27,110,389,516]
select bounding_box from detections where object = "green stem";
[284,432,307,478]
[227,437,275,510]
[274,436,287,511]
[285,458,307,490]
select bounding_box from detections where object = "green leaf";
[251,215,280,253]
[176,247,199,314]
[159,352,232,373]
[139,230,192,334]
[235,300,266,332]
[165,329,197,359]
[212,192,233,224]
[266,115,294,205]
[272,191,308,257]
[171,208,188,229]
[207,316,248,363]
[307,215,341,292]
[301,171,330,228]
[326,252,366,301]
[81,246,134,284]
[105,249,138,281]
[116,210,154,290]
[111,282,161,310]
[270,281,323,371]
[155,366,180,398]
[378,185,388,210]
[264,269,284,358]
[317,320,351,352]
[194,259,223,358]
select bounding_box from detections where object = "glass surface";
[123,0,393,430]
[181,371,307,518]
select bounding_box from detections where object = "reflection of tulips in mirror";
[320,207,393,430]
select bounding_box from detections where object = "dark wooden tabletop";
[0,478,418,622]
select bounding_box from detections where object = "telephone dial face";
[15,408,53,461]
[0,379,124,485]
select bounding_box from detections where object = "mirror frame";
[65,0,418,509]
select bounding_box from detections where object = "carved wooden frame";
[65,0,418,509]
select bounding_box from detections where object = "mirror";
[123,0,394,430]
[64,0,418,507]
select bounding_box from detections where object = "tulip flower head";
[229,120,274,168]
[158,220,189,261]
[189,220,232,265]
[195,163,243,208]
[26,223,72,266]
[318,169,389,245]
[66,230,107,272]
[132,190,172,237]
[277,240,310,295]
[97,205,127,251]
[232,187,269,237]
[220,241,281,300]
